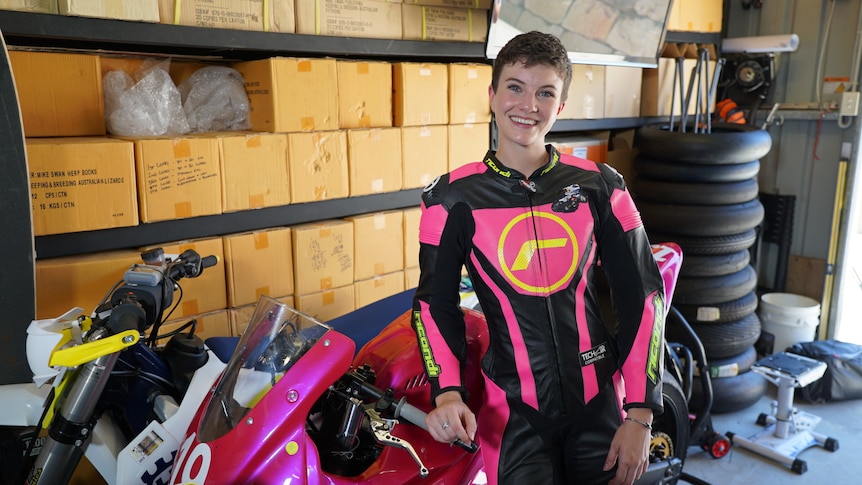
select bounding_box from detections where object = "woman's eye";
[539,90,556,98]
[507,84,522,93]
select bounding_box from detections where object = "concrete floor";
[679,384,861,484]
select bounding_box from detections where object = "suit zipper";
[522,180,568,415]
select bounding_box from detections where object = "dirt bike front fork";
[26,349,119,485]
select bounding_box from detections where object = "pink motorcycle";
[170,242,727,484]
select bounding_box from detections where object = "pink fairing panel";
[610,187,643,233]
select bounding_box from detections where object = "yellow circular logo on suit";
[497,211,579,294]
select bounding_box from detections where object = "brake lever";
[366,408,429,478]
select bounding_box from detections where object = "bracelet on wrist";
[624,416,653,430]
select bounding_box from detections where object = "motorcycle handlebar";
[395,399,479,453]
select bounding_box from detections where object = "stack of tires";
[632,122,773,414]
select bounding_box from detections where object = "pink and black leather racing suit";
[412,146,666,484]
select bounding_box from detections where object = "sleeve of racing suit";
[595,164,666,414]
[411,177,473,406]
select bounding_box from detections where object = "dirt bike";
[168,242,728,484]
[0,248,224,485]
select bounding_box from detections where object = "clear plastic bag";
[179,65,252,133]
[103,58,190,136]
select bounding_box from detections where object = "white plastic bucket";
[759,293,821,354]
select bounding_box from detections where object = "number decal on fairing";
[173,433,211,484]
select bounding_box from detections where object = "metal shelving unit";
[0,9,722,384]
[0,10,486,385]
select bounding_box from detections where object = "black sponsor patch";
[580,341,610,367]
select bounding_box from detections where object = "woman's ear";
[557,102,566,115]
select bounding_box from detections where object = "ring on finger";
[441,421,450,430]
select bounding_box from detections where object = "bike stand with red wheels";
[725,352,839,474]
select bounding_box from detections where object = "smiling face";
[490,60,565,172]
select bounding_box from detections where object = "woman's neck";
[495,142,548,178]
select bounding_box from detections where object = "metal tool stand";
[726,352,839,474]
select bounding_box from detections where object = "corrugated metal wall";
[725,0,862,337]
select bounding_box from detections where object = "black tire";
[647,229,758,255]
[632,177,759,205]
[635,122,773,164]
[634,157,761,183]
[673,265,758,305]
[667,312,761,359]
[679,249,751,278]
[653,369,691,460]
[702,345,758,377]
[676,290,759,323]
[691,368,768,414]
[640,199,765,237]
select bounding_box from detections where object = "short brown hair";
[491,31,573,102]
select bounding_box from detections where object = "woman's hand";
[604,409,653,485]
[425,390,477,446]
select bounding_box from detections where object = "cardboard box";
[27,137,137,237]
[558,64,605,120]
[666,0,681,31]
[295,0,402,39]
[604,66,642,118]
[355,271,405,308]
[218,132,290,212]
[403,0,492,8]
[403,207,420,268]
[347,211,404,281]
[233,57,338,133]
[229,295,295,336]
[288,130,349,203]
[131,136,222,223]
[641,57,716,117]
[404,266,420,289]
[292,220,354,295]
[142,238,228,318]
[59,0,159,22]
[402,125,448,189]
[402,5,487,42]
[547,131,609,164]
[157,310,231,346]
[347,128,403,196]
[223,227,295,307]
[448,62,492,124]
[158,0,295,32]
[0,0,56,13]
[447,122,489,171]
[35,250,142,319]
[337,60,393,129]
[393,62,448,127]
[678,0,722,33]
[606,130,637,185]
[296,285,355,322]
[9,50,104,137]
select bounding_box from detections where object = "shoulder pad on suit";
[598,162,625,189]
[421,174,450,206]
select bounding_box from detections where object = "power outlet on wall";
[840,91,860,116]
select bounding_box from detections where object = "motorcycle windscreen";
[196,296,330,443]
